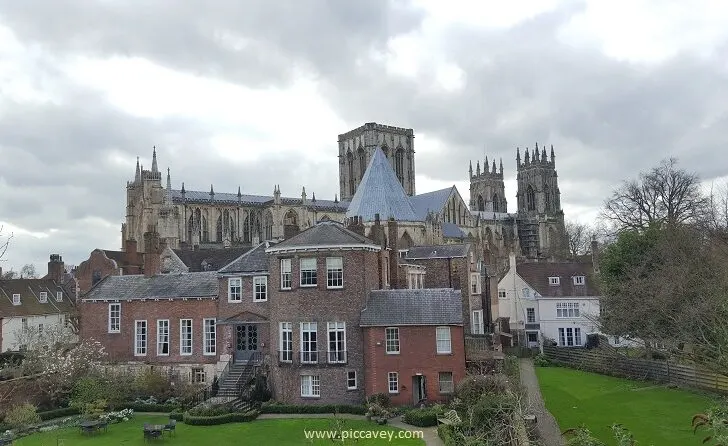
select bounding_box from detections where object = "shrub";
[249,375,272,403]
[4,404,41,430]
[37,407,80,421]
[437,424,458,446]
[455,374,511,405]
[81,400,108,420]
[70,376,106,412]
[169,411,184,421]
[134,369,176,401]
[534,353,553,367]
[182,409,259,426]
[260,403,365,415]
[120,402,179,413]
[402,408,440,427]
[366,393,391,407]
[187,403,235,417]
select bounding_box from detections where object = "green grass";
[15,415,425,445]
[535,366,718,446]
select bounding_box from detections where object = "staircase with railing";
[186,353,264,410]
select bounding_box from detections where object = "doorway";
[235,324,259,363]
[412,375,426,406]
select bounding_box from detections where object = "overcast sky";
[1,0,727,275]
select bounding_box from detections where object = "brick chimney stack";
[143,226,162,277]
[47,254,65,283]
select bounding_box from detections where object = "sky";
[0,0,727,275]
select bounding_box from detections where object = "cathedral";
[122,122,567,277]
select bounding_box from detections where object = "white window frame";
[436,326,452,354]
[438,372,454,394]
[228,277,242,302]
[300,258,317,287]
[279,322,293,362]
[327,321,346,363]
[12,294,20,305]
[573,275,585,285]
[556,302,580,318]
[180,318,193,356]
[253,276,268,302]
[280,258,292,290]
[56,291,63,302]
[300,322,318,363]
[558,327,582,347]
[134,320,147,356]
[108,303,121,333]
[471,310,484,335]
[39,291,48,303]
[522,288,530,297]
[347,370,357,390]
[385,327,400,354]
[326,257,343,289]
[470,273,480,294]
[526,308,536,323]
[300,375,320,397]
[203,318,216,356]
[192,368,206,384]
[549,276,560,285]
[157,319,170,356]
[498,289,507,299]
[388,372,399,394]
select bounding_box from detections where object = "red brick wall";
[217,274,271,360]
[267,248,379,405]
[76,250,121,296]
[79,298,218,365]
[363,325,466,406]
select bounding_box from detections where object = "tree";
[19,264,37,279]
[565,220,592,259]
[601,158,709,233]
[0,225,10,262]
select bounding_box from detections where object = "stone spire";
[135,157,141,183]
[151,146,158,173]
[516,147,521,169]
[165,168,172,205]
[237,186,242,202]
[499,158,503,174]
[492,159,496,174]
[551,145,555,164]
[469,160,473,178]
[209,184,215,201]
[476,160,481,176]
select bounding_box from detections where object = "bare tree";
[704,180,728,245]
[19,264,37,279]
[601,158,709,232]
[565,220,592,259]
[0,225,11,263]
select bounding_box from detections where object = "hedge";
[402,408,439,427]
[182,410,259,426]
[38,407,80,421]
[120,402,180,413]
[260,404,365,415]
[437,424,458,446]
[169,411,184,421]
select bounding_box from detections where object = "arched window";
[358,148,366,178]
[243,215,251,243]
[263,211,273,241]
[544,188,551,212]
[187,214,194,242]
[347,151,355,196]
[201,216,209,242]
[477,195,484,212]
[216,215,223,242]
[395,149,404,186]
[526,185,536,212]
[493,193,500,213]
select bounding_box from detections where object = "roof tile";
[360,288,463,326]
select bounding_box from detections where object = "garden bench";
[437,409,461,426]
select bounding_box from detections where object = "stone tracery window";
[526,185,536,212]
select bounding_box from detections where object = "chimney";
[143,226,162,277]
[124,239,139,266]
[387,218,399,289]
[47,254,65,283]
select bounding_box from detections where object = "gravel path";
[519,358,565,446]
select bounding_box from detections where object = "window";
[300,258,317,287]
[300,322,318,363]
[556,302,580,318]
[135,320,147,356]
[549,276,560,285]
[472,310,484,335]
[228,278,242,302]
[439,372,454,394]
[498,289,506,299]
[388,372,399,393]
[39,292,47,303]
[157,319,170,356]
[347,371,357,390]
[327,322,346,363]
[436,327,452,354]
[253,276,268,301]
[203,319,216,355]
[56,291,63,302]
[280,259,292,290]
[522,288,530,297]
[301,375,320,397]
[21,318,28,331]
[326,257,343,288]
[279,322,293,362]
[470,273,480,294]
[192,368,206,384]
[408,272,424,289]
[385,327,400,354]
[573,275,585,285]
[527,332,538,343]
[12,294,20,305]
[38,323,44,335]
[180,319,193,355]
[558,327,582,347]
[526,308,536,323]
[108,303,121,333]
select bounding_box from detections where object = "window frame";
[228,277,242,302]
[203,318,216,356]
[470,273,481,294]
[327,321,346,363]
[108,303,121,333]
[549,276,560,285]
[39,291,48,303]
[388,372,399,394]
[180,318,193,356]
[436,326,452,354]
[300,258,318,287]
[157,319,170,356]
[498,289,507,299]
[280,258,292,290]
[385,327,400,354]
[438,372,454,394]
[279,322,293,362]
[12,294,20,305]
[253,276,268,302]
[526,308,536,323]
[300,322,318,363]
[134,320,147,356]
[556,302,580,318]
[56,291,63,302]
[326,257,343,289]
[471,310,484,335]
[300,375,320,398]
[347,370,357,390]
[573,275,585,285]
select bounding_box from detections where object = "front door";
[235,324,258,363]
[412,375,426,406]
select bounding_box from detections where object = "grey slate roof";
[0,279,76,318]
[172,247,252,272]
[360,288,463,326]
[267,221,378,251]
[218,242,272,273]
[346,148,419,222]
[405,244,469,259]
[442,222,466,238]
[171,189,349,212]
[409,187,453,220]
[83,272,218,301]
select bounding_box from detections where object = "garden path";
[519,358,564,446]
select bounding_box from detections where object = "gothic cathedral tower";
[515,143,567,258]
[469,156,507,213]
[338,122,415,201]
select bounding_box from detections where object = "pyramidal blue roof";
[346,148,419,222]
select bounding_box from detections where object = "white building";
[497,253,600,348]
[0,277,76,352]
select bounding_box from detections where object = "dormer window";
[39,292,48,303]
[56,291,63,302]
[549,277,560,285]
[573,276,585,286]
[12,294,20,305]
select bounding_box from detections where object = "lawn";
[15,415,425,445]
[536,366,718,446]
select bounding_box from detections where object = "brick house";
[264,221,382,405]
[74,239,144,294]
[361,288,466,406]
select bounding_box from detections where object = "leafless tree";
[19,264,37,279]
[601,158,709,233]
[0,225,11,263]
[565,220,592,259]
[703,180,728,246]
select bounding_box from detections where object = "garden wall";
[543,346,728,394]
